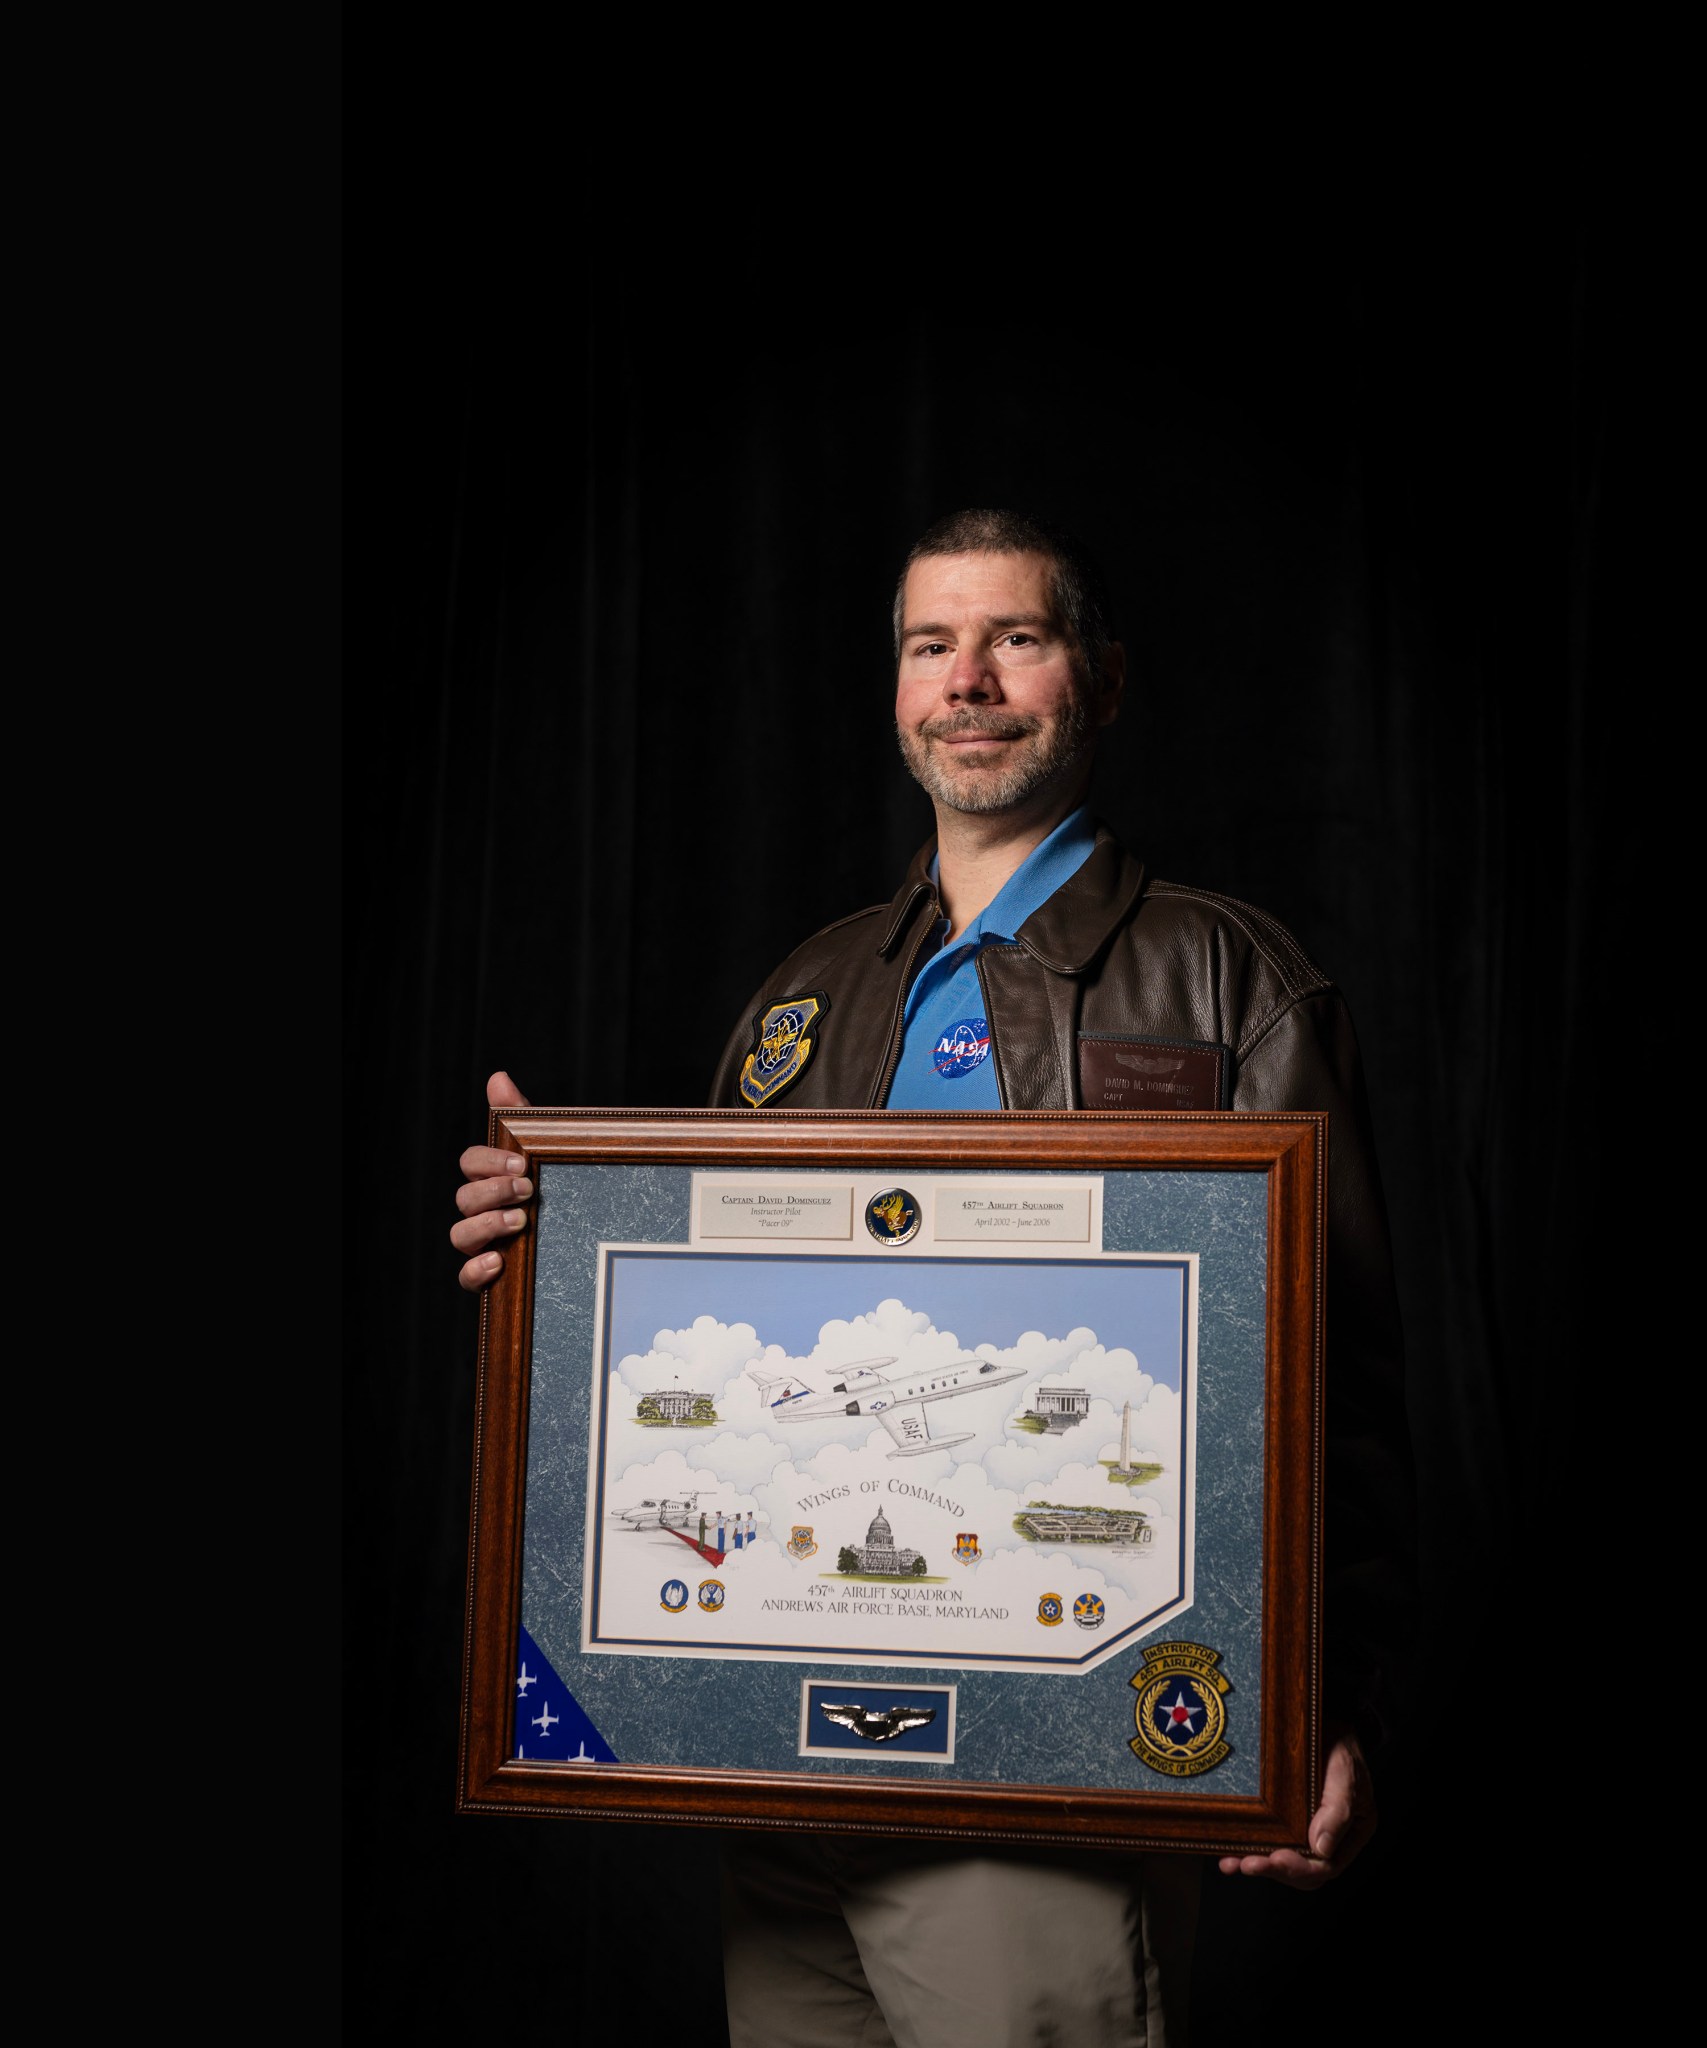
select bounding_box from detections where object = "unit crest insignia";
[865,1187,922,1246]
[1128,1642,1232,1776]
[787,1525,819,1560]
[1036,1592,1065,1627]
[697,1578,726,1612]
[954,1531,981,1564]
[660,1579,689,1613]
[1073,1593,1106,1630]
[739,992,830,1107]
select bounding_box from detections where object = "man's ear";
[1094,642,1127,728]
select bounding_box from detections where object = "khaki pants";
[719,1833,1201,2048]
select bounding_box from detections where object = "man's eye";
[1002,633,1034,648]
[913,642,949,658]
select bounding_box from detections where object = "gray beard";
[895,700,1093,815]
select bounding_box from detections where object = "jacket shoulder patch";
[739,992,831,1107]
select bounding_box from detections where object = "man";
[453,509,1415,2045]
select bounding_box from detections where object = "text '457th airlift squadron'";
[745,1354,1025,1457]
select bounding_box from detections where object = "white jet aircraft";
[746,1354,1024,1457]
[608,1491,710,1531]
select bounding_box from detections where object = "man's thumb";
[487,1070,533,1110]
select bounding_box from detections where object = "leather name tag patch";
[1078,1035,1230,1112]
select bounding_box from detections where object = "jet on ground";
[609,1492,710,1531]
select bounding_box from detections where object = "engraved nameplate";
[1078,1036,1229,1112]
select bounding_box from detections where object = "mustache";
[915,711,1043,742]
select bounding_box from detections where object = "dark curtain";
[346,188,1620,2040]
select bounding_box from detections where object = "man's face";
[894,551,1117,818]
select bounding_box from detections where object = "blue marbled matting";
[520,1166,1267,1796]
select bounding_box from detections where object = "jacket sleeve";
[1234,989,1419,1757]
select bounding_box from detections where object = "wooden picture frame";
[458,1109,1323,1854]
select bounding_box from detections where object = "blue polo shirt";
[884,806,1099,1110]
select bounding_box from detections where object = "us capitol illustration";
[851,1506,921,1575]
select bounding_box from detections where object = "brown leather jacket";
[709,823,1416,1747]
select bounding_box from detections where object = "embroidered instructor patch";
[739,992,829,1107]
[1128,1642,1232,1776]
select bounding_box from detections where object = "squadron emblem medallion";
[865,1187,922,1246]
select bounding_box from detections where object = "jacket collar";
[876,840,941,957]
[875,820,1146,974]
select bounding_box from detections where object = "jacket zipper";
[868,913,944,1108]
[974,946,1014,1109]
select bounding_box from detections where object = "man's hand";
[1217,1727,1375,1889]
[451,1071,535,1291]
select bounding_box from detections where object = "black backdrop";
[345,187,1623,2041]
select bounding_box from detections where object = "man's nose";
[945,644,998,701]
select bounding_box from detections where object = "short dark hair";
[891,508,1117,683]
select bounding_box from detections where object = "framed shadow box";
[458,1109,1324,1855]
